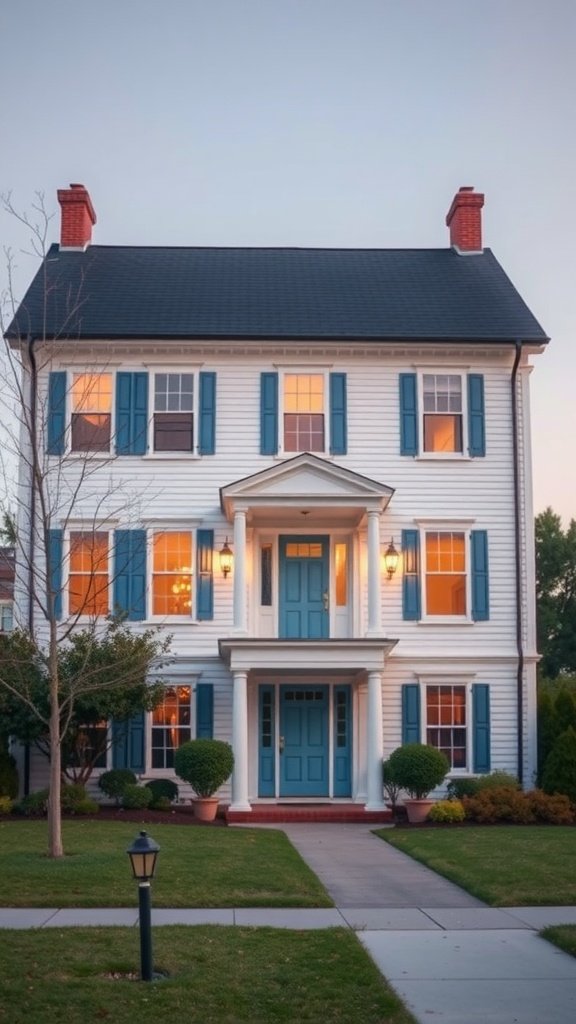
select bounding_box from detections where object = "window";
[283,373,325,452]
[424,531,466,616]
[67,722,108,770]
[69,531,109,615]
[71,373,112,452]
[426,685,467,769]
[151,685,191,768]
[152,531,193,615]
[423,374,463,453]
[335,542,348,607]
[261,544,272,606]
[153,373,194,452]
[0,603,13,632]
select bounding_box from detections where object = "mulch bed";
[83,805,227,827]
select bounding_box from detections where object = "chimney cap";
[57,183,97,226]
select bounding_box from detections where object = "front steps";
[225,803,393,824]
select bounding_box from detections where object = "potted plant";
[174,739,234,821]
[387,743,449,823]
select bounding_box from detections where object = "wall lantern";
[219,538,233,578]
[126,830,160,982]
[384,539,399,580]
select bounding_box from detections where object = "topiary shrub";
[61,783,88,813]
[14,788,49,817]
[542,727,576,803]
[122,785,153,810]
[463,786,535,824]
[527,789,575,825]
[0,796,13,815]
[98,769,137,805]
[0,748,19,799]
[382,758,402,811]
[174,739,234,798]
[427,799,465,823]
[476,771,520,791]
[145,778,179,807]
[387,744,449,800]
[446,778,481,800]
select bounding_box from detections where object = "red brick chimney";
[445,186,484,252]
[57,183,97,248]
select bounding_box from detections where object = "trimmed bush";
[74,798,100,816]
[0,748,19,799]
[150,796,172,811]
[387,744,449,800]
[61,783,88,813]
[382,758,402,810]
[477,771,520,791]
[98,769,137,805]
[14,788,49,817]
[145,778,179,806]
[446,778,481,800]
[527,789,574,825]
[427,799,465,823]
[542,727,576,803]
[463,786,535,824]
[174,739,234,798]
[0,796,13,815]
[122,785,153,810]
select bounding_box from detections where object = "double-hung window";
[422,374,463,454]
[69,531,110,616]
[153,373,194,452]
[151,685,192,768]
[283,373,325,453]
[426,685,467,769]
[400,371,485,458]
[152,531,193,615]
[0,603,13,632]
[424,531,467,617]
[71,373,112,452]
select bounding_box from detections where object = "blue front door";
[279,536,329,639]
[280,685,329,796]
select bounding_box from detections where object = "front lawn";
[542,925,576,959]
[0,926,415,1024]
[0,821,331,908]
[378,826,576,906]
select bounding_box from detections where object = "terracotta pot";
[192,797,219,822]
[404,799,435,824]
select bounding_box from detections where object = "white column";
[230,671,251,811]
[366,510,382,637]
[233,508,248,634]
[365,670,385,810]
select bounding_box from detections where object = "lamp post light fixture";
[127,830,160,982]
[219,537,233,578]
[384,539,400,580]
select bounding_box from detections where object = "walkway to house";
[3,823,576,1022]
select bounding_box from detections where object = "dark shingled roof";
[6,243,548,343]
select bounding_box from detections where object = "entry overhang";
[219,637,399,674]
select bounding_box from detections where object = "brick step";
[226,804,393,824]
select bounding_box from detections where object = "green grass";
[0,821,331,908]
[0,926,415,1024]
[377,826,576,906]
[542,925,576,959]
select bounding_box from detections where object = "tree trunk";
[47,623,64,858]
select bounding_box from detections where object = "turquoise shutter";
[399,373,418,455]
[112,712,145,772]
[196,684,214,738]
[260,373,278,455]
[258,685,275,797]
[402,529,421,620]
[113,530,147,621]
[329,373,347,455]
[116,373,149,455]
[199,372,216,455]
[196,529,214,620]
[467,374,485,457]
[402,684,421,744]
[47,528,63,620]
[472,684,491,773]
[471,530,489,621]
[47,371,66,455]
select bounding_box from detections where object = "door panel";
[279,536,329,639]
[280,686,329,796]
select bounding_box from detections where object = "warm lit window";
[335,542,348,606]
[284,374,325,452]
[69,532,109,615]
[426,685,467,769]
[71,373,112,452]
[423,374,463,453]
[151,685,191,768]
[153,373,194,452]
[0,603,13,632]
[425,532,466,616]
[152,532,193,615]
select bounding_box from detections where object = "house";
[0,547,15,633]
[5,183,548,818]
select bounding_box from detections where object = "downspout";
[511,340,524,786]
[24,335,38,795]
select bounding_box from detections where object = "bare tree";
[0,193,168,857]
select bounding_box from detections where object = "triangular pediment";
[221,453,394,523]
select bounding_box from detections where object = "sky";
[1,0,575,522]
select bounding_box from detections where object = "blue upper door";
[279,536,329,639]
[280,686,329,796]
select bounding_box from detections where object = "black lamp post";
[127,830,160,982]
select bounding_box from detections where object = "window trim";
[417,520,475,623]
[63,527,112,620]
[68,371,115,456]
[278,369,330,456]
[148,368,199,457]
[418,674,476,775]
[417,370,469,460]
[146,676,200,774]
[0,602,14,632]
[147,526,199,622]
